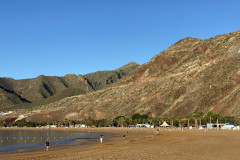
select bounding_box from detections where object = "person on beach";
[100,135,103,143]
[123,133,126,139]
[45,139,50,151]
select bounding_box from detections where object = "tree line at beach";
[0,111,239,128]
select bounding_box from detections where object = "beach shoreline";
[0,127,152,160]
[1,128,240,160]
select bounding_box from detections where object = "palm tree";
[147,117,154,125]
[185,115,191,128]
[157,117,164,127]
[57,121,62,127]
[206,111,214,124]
[117,117,126,127]
[152,117,159,126]
[169,117,174,127]
[105,119,113,127]
[177,116,183,129]
[193,111,204,128]
[213,113,221,122]
[84,116,94,127]
[197,111,204,126]
[164,117,170,127]
[213,112,221,130]
[193,112,199,129]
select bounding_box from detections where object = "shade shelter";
[160,121,170,127]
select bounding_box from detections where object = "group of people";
[99,132,127,144]
[45,132,128,151]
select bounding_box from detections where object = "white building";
[136,123,154,128]
[207,123,239,130]
[75,124,86,128]
[206,123,224,129]
[221,123,238,130]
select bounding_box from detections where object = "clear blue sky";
[1,0,239,79]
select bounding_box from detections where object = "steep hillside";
[0,75,92,109]
[0,62,139,110]
[84,62,139,90]
[24,30,240,121]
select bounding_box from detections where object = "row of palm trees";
[0,111,238,128]
[85,111,238,128]
[155,111,234,128]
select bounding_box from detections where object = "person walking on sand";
[123,133,126,139]
[100,135,103,143]
[45,139,50,151]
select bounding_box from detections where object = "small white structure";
[221,123,238,130]
[136,124,145,128]
[206,123,213,129]
[206,123,224,129]
[206,123,239,130]
[221,124,234,130]
[160,121,170,127]
[80,124,86,128]
[145,123,150,128]
[136,123,154,128]
[145,123,154,128]
[233,126,240,130]
[45,125,57,128]
[198,125,204,130]
[75,124,86,128]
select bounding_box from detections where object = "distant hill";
[0,62,139,110]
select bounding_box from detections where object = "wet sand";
[1,128,240,160]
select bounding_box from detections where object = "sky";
[0,0,240,80]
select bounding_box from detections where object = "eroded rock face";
[227,40,240,54]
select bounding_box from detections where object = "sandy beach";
[1,128,240,160]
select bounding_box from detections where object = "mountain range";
[0,62,139,111]
[1,30,240,121]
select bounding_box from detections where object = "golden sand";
[1,128,240,160]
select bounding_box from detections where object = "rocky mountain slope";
[0,62,139,110]
[85,62,138,90]
[3,30,240,122]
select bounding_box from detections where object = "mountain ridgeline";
[0,62,139,110]
[2,30,240,122]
